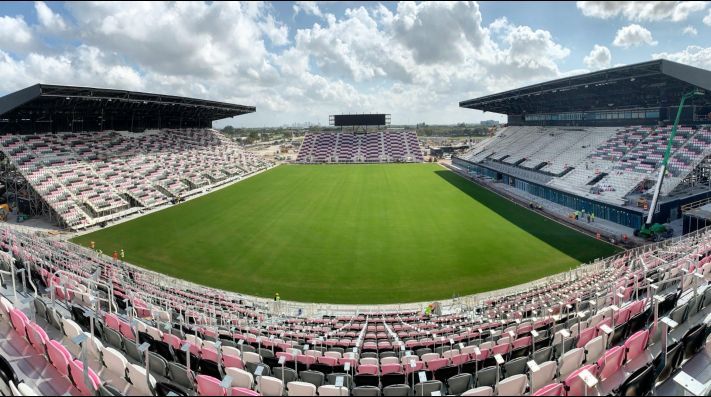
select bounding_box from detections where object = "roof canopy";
[0,84,255,133]
[459,59,711,116]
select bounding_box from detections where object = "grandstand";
[1,223,710,395]
[0,85,273,230]
[296,131,424,163]
[457,60,711,230]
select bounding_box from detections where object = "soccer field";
[72,164,619,304]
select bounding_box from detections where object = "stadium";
[0,19,709,397]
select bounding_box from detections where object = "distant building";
[480,120,500,126]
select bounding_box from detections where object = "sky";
[0,1,710,128]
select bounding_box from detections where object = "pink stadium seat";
[163,333,182,349]
[533,383,565,396]
[512,336,532,349]
[491,343,510,356]
[201,346,219,362]
[564,364,598,396]
[576,327,596,348]
[380,363,402,375]
[297,355,316,366]
[450,353,469,366]
[47,340,72,376]
[404,360,424,374]
[597,346,626,381]
[614,307,631,325]
[232,387,261,396]
[517,324,533,335]
[119,321,135,341]
[338,358,357,367]
[104,313,121,331]
[624,330,649,364]
[595,318,613,337]
[69,359,101,396]
[471,348,490,362]
[223,353,244,369]
[27,322,49,353]
[317,356,338,367]
[9,308,29,338]
[197,374,226,396]
[357,364,378,375]
[276,352,294,362]
[426,358,448,372]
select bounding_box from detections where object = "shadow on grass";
[434,169,620,263]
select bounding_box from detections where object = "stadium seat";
[196,374,225,396]
[530,361,556,393]
[495,373,527,396]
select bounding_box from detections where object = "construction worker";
[591,213,595,223]
[90,241,95,250]
[112,250,118,261]
[120,249,125,261]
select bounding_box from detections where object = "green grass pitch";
[72,164,620,304]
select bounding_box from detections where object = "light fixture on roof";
[630,77,636,82]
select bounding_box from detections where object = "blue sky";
[0,1,710,127]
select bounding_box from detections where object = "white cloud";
[292,6,411,83]
[613,24,658,48]
[389,1,488,65]
[583,44,612,69]
[0,15,34,52]
[577,1,708,22]
[65,2,271,78]
[704,9,711,25]
[260,14,289,46]
[489,17,509,33]
[682,25,698,36]
[485,22,571,89]
[653,45,711,69]
[293,1,324,18]
[0,45,144,93]
[34,1,67,32]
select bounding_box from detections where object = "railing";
[681,196,711,212]
[1,223,708,327]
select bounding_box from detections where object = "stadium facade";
[0,84,255,134]
[456,60,711,229]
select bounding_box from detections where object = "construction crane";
[637,88,705,240]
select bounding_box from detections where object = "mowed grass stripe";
[71,164,619,304]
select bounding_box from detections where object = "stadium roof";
[459,59,711,115]
[0,84,255,133]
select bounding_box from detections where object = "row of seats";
[296,131,424,163]
[461,125,711,206]
[0,224,709,395]
[0,129,273,229]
